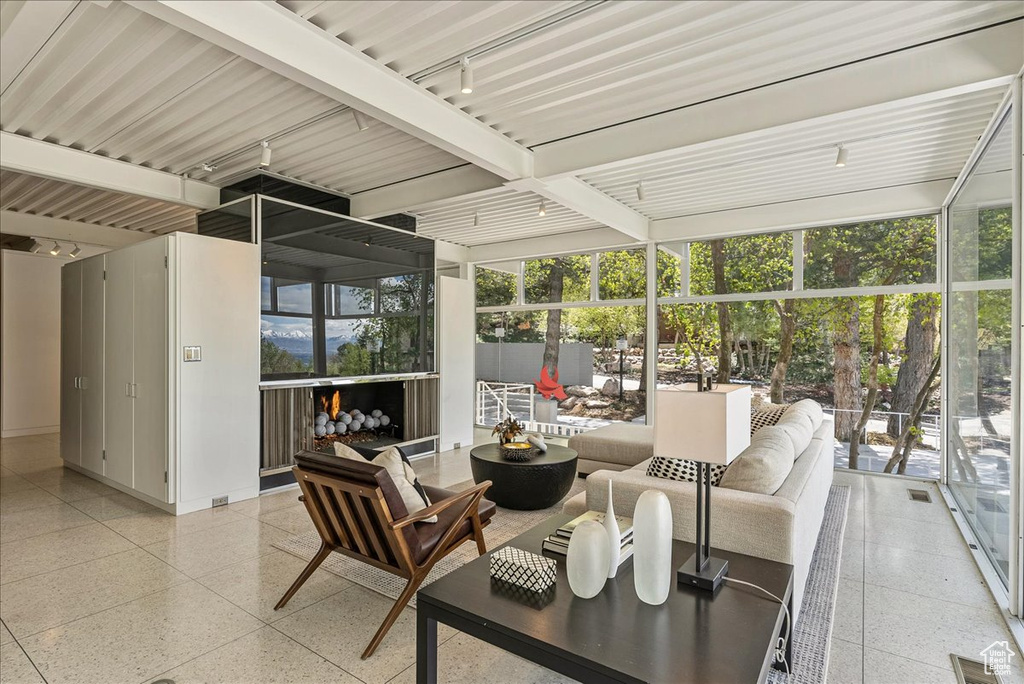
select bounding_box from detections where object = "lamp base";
[677,554,729,593]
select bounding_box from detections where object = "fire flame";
[319,390,342,417]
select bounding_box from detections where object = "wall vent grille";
[907,489,932,503]
[951,653,1002,684]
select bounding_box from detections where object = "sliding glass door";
[945,97,1020,600]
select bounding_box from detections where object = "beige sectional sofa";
[563,405,834,621]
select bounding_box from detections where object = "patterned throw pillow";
[647,456,729,486]
[750,402,788,435]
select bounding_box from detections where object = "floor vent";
[951,653,1002,684]
[907,488,932,503]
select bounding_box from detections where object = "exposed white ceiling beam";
[0,0,77,93]
[533,21,1023,178]
[0,211,153,248]
[0,132,219,209]
[434,239,469,264]
[651,179,954,242]
[468,227,640,265]
[126,0,533,181]
[506,176,649,242]
[350,165,505,219]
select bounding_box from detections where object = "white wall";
[2,250,63,437]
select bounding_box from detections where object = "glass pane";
[260,276,271,312]
[524,255,591,304]
[946,111,1014,587]
[656,244,684,298]
[475,266,516,307]
[689,232,792,295]
[260,315,313,375]
[380,274,422,313]
[599,249,645,300]
[275,280,312,314]
[325,283,374,316]
[325,318,372,376]
[804,216,937,289]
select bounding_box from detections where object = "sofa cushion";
[774,410,815,457]
[750,403,788,434]
[646,457,728,486]
[334,443,435,522]
[568,423,653,468]
[785,399,824,432]
[718,426,795,495]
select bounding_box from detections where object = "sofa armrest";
[585,468,797,565]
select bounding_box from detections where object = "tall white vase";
[566,520,610,599]
[633,489,673,605]
[603,479,620,578]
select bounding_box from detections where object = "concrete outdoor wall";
[1,250,62,437]
[475,342,594,387]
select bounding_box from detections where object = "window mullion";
[792,230,804,292]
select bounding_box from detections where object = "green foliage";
[328,342,371,376]
[475,267,516,307]
[524,255,590,303]
[260,337,311,375]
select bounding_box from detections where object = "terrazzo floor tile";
[826,638,863,684]
[0,522,135,585]
[0,501,93,543]
[0,471,37,494]
[70,490,160,521]
[863,541,993,607]
[0,547,190,638]
[102,506,246,546]
[22,467,119,502]
[274,584,458,684]
[144,517,292,578]
[227,489,302,518]
[863,513,972,559]
[0,487,64,514]
[832,578,863,644]
[840,539,864,582]
[256,504,317,536]
[196,549,352,622]
[0,620,12,646]
[148,625,361,684]
[18,582,263,684]
[0,642,45,684]
[863,648,956,684]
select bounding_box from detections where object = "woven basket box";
[489,546,556,593]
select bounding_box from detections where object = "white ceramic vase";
[603,479,620,578]
[566,520,610,599]
[633,489,674,605]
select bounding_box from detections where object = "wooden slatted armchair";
[274,450,496,659]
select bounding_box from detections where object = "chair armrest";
[389,481,492,529]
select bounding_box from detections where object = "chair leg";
[362,573,425,659]
[275,543,331,611]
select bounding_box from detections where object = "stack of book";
[542,511,634,565]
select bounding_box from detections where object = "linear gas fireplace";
[260,375,439,490]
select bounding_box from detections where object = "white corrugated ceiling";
[0,170,197,234]
[282,0,1023,146]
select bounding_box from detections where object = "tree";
[887,294,939,436]
[710,239,732,383]
[769,299,796,402]
[885,355,940,474]
[260,336,311,375]
[849,295,885,469]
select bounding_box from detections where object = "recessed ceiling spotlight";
[352,110,370,132]
[636,180,646,201]
[200,162,217,173]
[460,57,473,94]
[538,201,546,217]
[29,239,42,253]
[473,212,480,227]
[835,144,848,168]
[50,242,62,256]
[259,141,272,168]
[70,244,82,258]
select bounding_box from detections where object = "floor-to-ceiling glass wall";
[945,106,1017,588]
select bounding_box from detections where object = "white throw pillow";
[333,443,436,523]
[718,426,795,495]
[785,399,824,432]
[774,410,815,457]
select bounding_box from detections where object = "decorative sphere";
[350,420,362,431]
[336,422,347,434]
[334,411,346,422]
[339,413,352,425]
[325,422,336,435]
[315,413,329,426]
[371,409,382,418]
[314,425,326,437]
[379,415,390,426]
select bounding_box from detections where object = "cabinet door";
[60,261,82,466]
[80,256,105,474]
[104,248,134,488]
[132,238,169,501]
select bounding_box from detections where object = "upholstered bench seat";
[568,423,654,475]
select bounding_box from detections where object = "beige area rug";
[273,478,585,607]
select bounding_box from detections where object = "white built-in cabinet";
[61,232,260,514]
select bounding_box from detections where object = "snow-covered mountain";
[261,329,312,339]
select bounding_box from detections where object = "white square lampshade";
[654,384,751,465]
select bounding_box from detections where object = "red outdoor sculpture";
[534,366,568,401]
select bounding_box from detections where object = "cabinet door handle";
[74,377,80,389]
[126,383,131,397]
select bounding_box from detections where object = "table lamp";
[654,384,751,592]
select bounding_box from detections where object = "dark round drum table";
[469,443,579,510]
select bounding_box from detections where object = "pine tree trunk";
[833,296,862,444]
[769,299,796,403]
[711,239,732,383]
[849,295,885,470]
[885,355,940,474]
[542,260,564,376]
[887,295,938,437]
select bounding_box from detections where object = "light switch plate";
[183,346,201,362]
